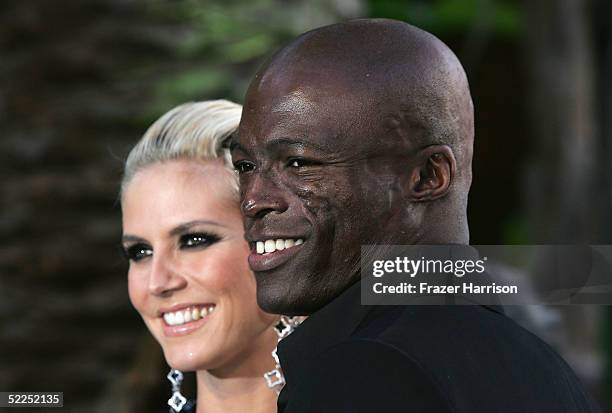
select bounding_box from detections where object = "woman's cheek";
[205,248,251,291]
[127,270,148,313]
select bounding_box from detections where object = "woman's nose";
[148,254,187,297]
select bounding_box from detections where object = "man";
[231,19,600,412]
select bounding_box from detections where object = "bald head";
[233,19,475,314]
[247,18,473,181]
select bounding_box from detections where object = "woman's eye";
[233,160,256,174]
[180,233,220,249]
[124,244,153,262]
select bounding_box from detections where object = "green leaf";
[155,68,231,102]
[223,34,275,62]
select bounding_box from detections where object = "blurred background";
[1,0,610,411]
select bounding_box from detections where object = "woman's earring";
[167,369,187,412]
[264,316,304,394]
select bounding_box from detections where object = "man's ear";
[408,145,456,202]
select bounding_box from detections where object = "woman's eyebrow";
[121,234,147,244]
[169,220,227,236]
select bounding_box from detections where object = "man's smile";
[254,238,304,254]
[248,237,306,272]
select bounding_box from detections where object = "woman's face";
[122,159,276,372]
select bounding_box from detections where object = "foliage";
[368,0,520,34]
[137,0,354,121]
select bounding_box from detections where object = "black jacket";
[277,280,600,412]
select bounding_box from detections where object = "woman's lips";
[162,315,210,337]
[248,242,304,272]
[161,305,216,337]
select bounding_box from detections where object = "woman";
[120,100,285,413]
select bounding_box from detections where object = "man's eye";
[123,244,153,262]
[179,233,220,249]
[288,158,317,168]
[233,160,256,174]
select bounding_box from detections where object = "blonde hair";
[121,99,242,198]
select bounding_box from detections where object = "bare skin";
[122,160,277,413]
[231,18,474,315]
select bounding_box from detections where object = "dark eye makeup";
[179,232,221,249]
[122,232,221,263]
[122,243,153,262]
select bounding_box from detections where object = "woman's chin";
[167,359,211,373]
[163,347,217,372]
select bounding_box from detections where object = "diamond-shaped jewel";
[168,391,187,412]
[167,369,183,386]
[283,316,299,326]
[264,369,285,388]
[271,348,280,366]
[275,319,292,339]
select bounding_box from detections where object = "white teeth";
[264,240,276,253]
[163,305,215,326]
[164,313,174,325]
[256,238,304,255]
[275,239,285,251]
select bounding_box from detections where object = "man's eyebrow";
[266,137,326,152]
[229,140,244,152]
[169,220,227,236]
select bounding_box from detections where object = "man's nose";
[241,172,289,219]
[148,254,187,297]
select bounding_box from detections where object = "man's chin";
[254,273,327,316]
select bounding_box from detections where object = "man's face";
[231,86,413,315]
